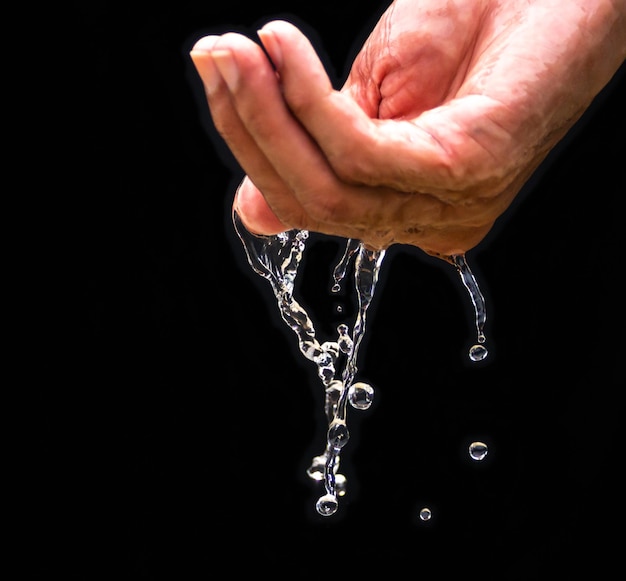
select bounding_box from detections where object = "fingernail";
[212,50,239,92]
[191,35,220,52]
[257,28,283,70]
[189,36,221,94]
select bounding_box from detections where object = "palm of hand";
[191,0,624,255]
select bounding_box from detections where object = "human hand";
[190,0,625,256]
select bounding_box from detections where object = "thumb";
[234,177,289,235]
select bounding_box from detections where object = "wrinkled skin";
[190,0,625,256]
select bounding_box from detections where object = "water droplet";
[469,441,488,461]
[316,494,339,516]
[348,382,374,410]
[469,344,488,362]
[419,507,432,521]
[327,421,350,450]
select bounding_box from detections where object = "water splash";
[233,210,489,516]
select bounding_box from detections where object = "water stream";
[233,210,489,516]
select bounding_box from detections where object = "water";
[419,507,432,521]
[469,441,489,461]
[446,254,489,362]
[233,211,490,516]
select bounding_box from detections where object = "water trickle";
[233,210,490,516]
[448,254,489,361]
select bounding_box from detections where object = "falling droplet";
[348,382,374,410]
[469,441,489,461]
[316,493,339,516]
[469,344,488,362]
[419,507,432,521]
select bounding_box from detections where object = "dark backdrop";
[32,1,624,578]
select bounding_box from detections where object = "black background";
[31,1,624,578]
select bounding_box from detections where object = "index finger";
[257,20,457,193]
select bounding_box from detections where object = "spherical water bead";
[327,421,350,450]
[469,441,488,461]
[419,507,432,521]
[469,344,488,362]
[316,493,338,516]
[348,382,375,410]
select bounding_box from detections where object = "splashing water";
[233,210,489,516]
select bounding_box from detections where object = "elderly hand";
[190,0,625,256]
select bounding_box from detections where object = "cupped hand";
[190,0,625,256]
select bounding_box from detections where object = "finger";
[205,29,395,234]
[258,20,488,194]
[233,177,287,235]
[191,34,369,238]
[190,34,306,232]
[191,29,481,252]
